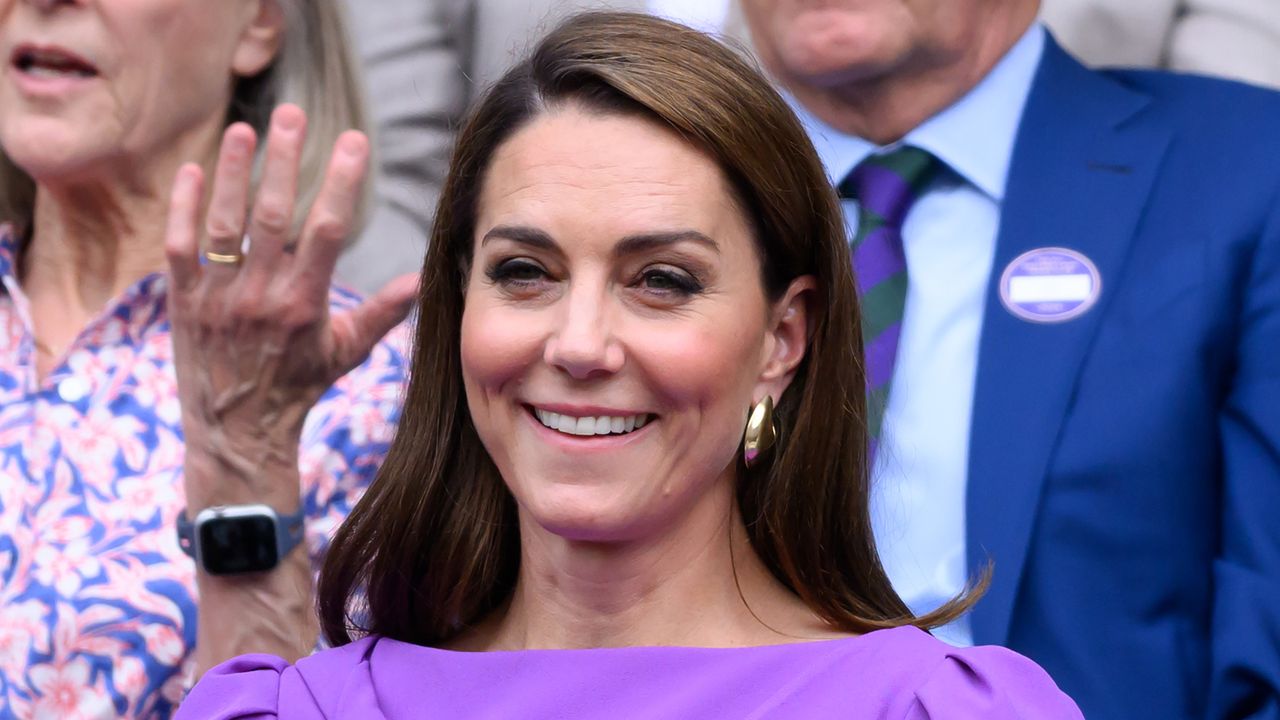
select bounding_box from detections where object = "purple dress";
[175,626,1081,719]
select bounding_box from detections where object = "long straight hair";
[319,11,983,646]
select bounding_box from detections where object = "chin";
[775,10,911,84]
[520,484,657,544]
[0,120,106,181]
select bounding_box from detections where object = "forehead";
[476,106,747,239]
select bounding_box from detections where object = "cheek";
[117,8,241,134]
[633,317,763,419]
[121,52,222,129]
[460,300,543,397]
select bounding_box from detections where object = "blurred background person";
[335,0,449,293]
[458,0,742,92]
[333,0,758,294]
[177,12,1080,720]
[739,0,1280,718]
[0,0,412,716]
[1041,0,1280,89]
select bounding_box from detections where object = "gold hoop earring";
[743,395,778,468]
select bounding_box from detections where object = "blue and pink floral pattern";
[0,226,408,718]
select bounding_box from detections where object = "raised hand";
[164,103,417,511]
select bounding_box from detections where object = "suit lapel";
[966,37,1172,645]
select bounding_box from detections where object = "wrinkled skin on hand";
[165,104,417,509]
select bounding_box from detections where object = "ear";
[232,0,285,78]
[753,274,818,404]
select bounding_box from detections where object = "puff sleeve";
[174,655,314,720]
[904,645,1083,720]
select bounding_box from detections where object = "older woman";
[179,11,1081,719]
[0,0,411,716]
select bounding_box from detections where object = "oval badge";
[999,247,1101,323]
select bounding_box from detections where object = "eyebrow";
[481,225,720,256]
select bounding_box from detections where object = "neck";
[468,472,834,651]
[18,118,221,367]
[785,8,1037,144]
[24,182,174,312]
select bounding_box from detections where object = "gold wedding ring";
[204,250,243,265]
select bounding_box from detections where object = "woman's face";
[0,0,279,181]
[462,106,810,544]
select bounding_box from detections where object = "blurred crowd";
[339,0,1280,297]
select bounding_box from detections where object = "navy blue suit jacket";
[965,37,1280,719]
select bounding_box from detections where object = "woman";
[179,12,1081,719]
[0,0,412,716]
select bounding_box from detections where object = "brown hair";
[318,11,983,646]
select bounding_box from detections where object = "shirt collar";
[0,222,169,340]
[792,23,1046,201]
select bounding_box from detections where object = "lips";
[11,43,99,79]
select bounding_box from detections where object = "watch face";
[198,514,279,575]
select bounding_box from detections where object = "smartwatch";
[176,504,306,575]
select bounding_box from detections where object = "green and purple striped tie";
[839,147,941,440]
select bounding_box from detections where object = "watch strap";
[274,504,307,559]
[176,510,196,558]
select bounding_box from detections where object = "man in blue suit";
[739,1,1280,718]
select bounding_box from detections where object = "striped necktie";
[839,147,941,439]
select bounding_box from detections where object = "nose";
[544,282,624,380]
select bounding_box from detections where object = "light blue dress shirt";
[791,25,1046,646]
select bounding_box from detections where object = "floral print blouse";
[0,226,408,718]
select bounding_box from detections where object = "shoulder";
[176,638,381,720]
[835,627,1082,720]
[1039,42,1280,152]
[908,643,1083,719]
[1107,66,1280,108]
[1103,68,1280,149]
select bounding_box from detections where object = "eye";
[486,258,548,286]
[636,266,703,296]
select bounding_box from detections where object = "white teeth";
[557,414,577,434]
[533,408,652,437]
[25,66,87,78]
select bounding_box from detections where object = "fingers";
[294,130,370,296]
[242,106,307,285]
[165,164,205,294]
[333,272,419,373]
[204,123,258,265]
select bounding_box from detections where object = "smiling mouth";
[12,46,99,79]
[530,407,654,437]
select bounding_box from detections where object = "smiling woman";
[176,10,1082,720]
[0,0,411,717]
